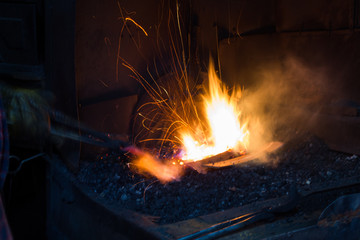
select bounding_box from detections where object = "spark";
[104,37,111,46]
[98,79,109,87]
[143,180,159,203]
[131,179,147,189]
[125,17,148,36]
[116,2,148,82]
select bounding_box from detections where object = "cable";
[8,153,46,175]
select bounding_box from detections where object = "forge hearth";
[46,133,358,239]
[45,0,360,239]
[77,134,360,224]
[2,0,360,239]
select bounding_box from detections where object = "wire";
[8,153,46,175]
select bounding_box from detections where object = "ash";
[76,134,360,224]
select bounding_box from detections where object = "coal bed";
[76,133,360,225]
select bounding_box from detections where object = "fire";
[127,59,250,182]
[117,3,252,182]
[180,59,249,161]
[126,146,183,183]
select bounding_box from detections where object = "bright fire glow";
[126,146,183,183]
[126,60,250,182]
[180,60,249,161]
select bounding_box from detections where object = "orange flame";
[126,146,183,183]
[126,59,249,182]
[180,59,249,161]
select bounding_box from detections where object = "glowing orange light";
[180,59,249,161]
[125,17,148,36]
[126,146,183,183]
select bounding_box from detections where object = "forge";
[55,134,360,239]
[2,0,360,239]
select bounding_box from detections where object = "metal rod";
[178,186,299,240]
[195,212,272,240]
[48,108,130,149]
[177,212,257,240]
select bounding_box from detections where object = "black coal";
[76,134,360,224]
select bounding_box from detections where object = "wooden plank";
[276,0,353,31]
